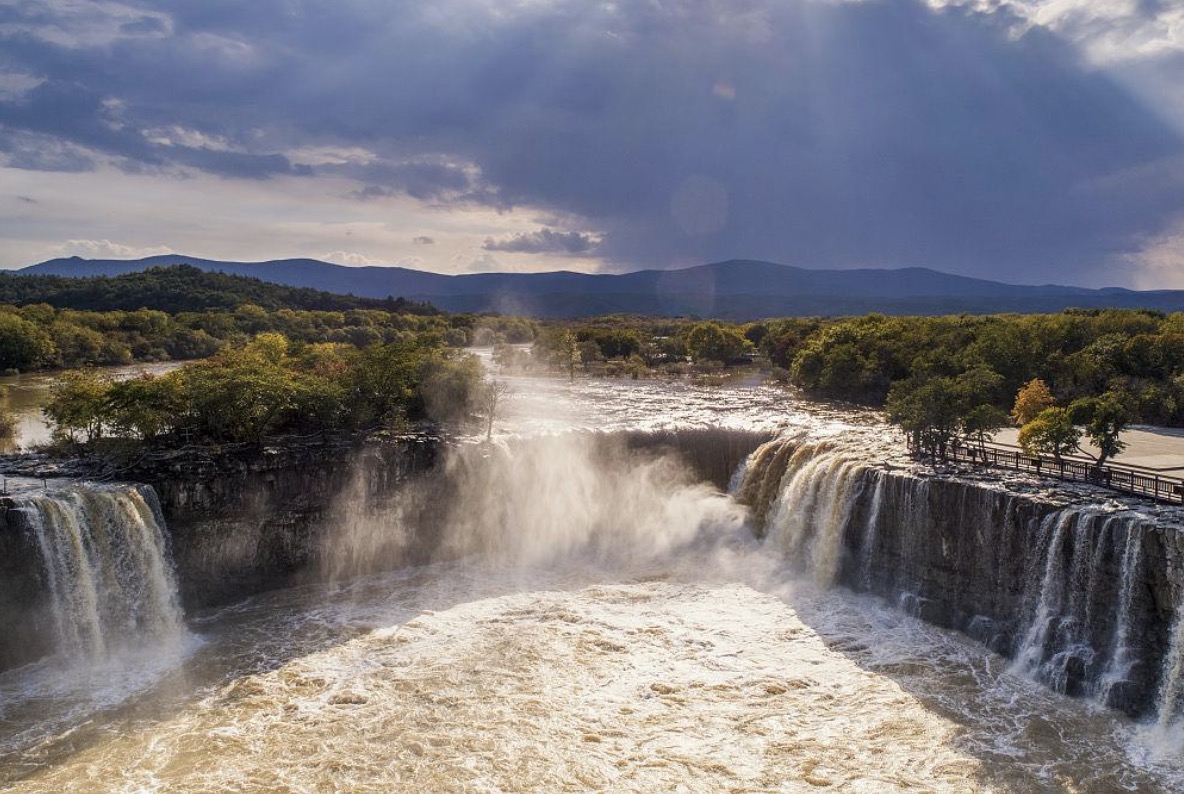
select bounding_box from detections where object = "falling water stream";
[4,376,1184,791]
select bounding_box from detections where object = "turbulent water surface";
[4,374,1184,792]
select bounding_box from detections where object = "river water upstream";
[3,372,1183,792]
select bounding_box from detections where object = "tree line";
[0,265,438,314]
[0,300,538,375]
[43,332,492,447]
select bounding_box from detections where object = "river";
[3,372,1184,791]
[0,362,184,454]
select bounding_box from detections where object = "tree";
[560,330,580,382]
[1018,407,1080,464]
[478,379,511,441]
[886,367,1005,458]
[105,374,185,441]
[0,313,54,372]
[886,375,965,457]
[1069,393,1131,468]
[43,369,112,443]
[685,322,749,366]
[419,352,483,425]
[0,407,14,441]
[0,387,15,441]
[963,404,1011,452]
[1011,378,1055,426]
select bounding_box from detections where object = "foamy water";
[7,551,1182,792]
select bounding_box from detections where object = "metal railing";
[943,440,1184,505]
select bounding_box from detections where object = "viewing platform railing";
[942,440,1184,506]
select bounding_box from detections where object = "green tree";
[419,352,483,425]
[886,367,1005,457]
[44,369,112,443]
[0,313,54,372]
[106,374,185,441]
[559,330,580,382]
[1069,392,1131,468]
[963,404,1011,452]
[1018,407,1081,464]
[886,376,965,457]
[685,322,749,365]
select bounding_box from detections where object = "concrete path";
[992,426,1184,473]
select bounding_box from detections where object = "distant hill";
[0,264,439,314]
[19,255,1184,318]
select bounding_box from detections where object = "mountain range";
[17,255,1184,319]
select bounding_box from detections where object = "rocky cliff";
[739,436,1184,719]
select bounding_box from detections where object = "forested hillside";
[0,265,437,314]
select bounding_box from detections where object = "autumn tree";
[1011,378,1055,426]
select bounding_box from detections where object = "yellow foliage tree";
[1011,378,1054,426]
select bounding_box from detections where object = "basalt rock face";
[126,436,443,610]
[740,436,1184,719]
[0,498,57,668]
[620,428,777,492]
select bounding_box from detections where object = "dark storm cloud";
[344,161,474,201]
[484,229,600,255]
[2,0,1183,282]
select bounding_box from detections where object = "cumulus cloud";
[1,0,1184,284]
[54,239,173,259]
[322,250,383,266]
[483,229,601,255]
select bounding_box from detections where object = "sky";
[1,0,1184,288]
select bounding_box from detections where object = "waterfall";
[329,433,749,569]
[858,470,885,591]
[742,438,867,588]
[736,434,1171,718]
[13,485,186,663]
[1009,512,1084,692]
[1156,591,1184,730]
[1096,520,1144,707]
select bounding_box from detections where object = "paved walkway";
[992,426,1184,473]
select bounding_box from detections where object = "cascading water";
[12,485,186,663]
[857,469,885,591]
[737,434,1178,720]
[755,441,866,588]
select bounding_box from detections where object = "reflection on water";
[0,362,184,453]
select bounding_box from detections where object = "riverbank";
[0,361,186,454]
